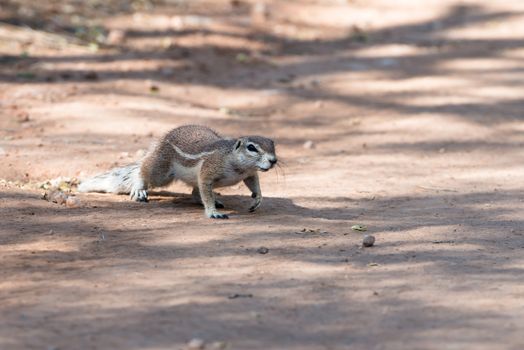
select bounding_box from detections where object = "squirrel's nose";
[269,159,277,165]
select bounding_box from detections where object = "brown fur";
[140,125,277,219]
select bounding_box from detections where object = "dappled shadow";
[2,1,524,348]
[2,187,523,265]
[1,187,524,348]
[0,0,524,159]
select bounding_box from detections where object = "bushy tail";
[77,163,141,194]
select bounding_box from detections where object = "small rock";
[363,235,375,247]
[66,196,81,208]
[164,37,176,49]
[146,80,159,92]
[106,29,126,45]
[135,149,146,158]
[257,247,269,254]
[303,140,315,149]
[351,224,367,232]
[45,190,68,205]
[187,338,205,350]
[219,107,232,115]
[17,112,30,122]
[55,193,67,205]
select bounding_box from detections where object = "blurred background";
[1,0,524,184]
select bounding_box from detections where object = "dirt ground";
[1,0,524,349]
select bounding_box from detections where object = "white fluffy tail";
[77,163,141,194]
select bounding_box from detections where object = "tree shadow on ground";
[1,187,524,348]
[2,1,524,175]
[2,2,524,348]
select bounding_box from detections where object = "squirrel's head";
[233,136,277,172]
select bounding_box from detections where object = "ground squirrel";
[78,125,278,219]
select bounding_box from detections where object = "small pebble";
[106,29,126,45]
[351,224,367,232]
[66,196,81,208]
[146,80,159,92]
[46,190,68,205]
[257,247,269,254]
[363,235,375,247]
[187,338,205,350]
[135,149,146,158]
[303,140,315,149]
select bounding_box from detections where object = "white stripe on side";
[168,141,217,160]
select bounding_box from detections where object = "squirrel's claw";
[210,213,229,219]
[206,208,229,219]
[130,189,148,202]
[249,194,262,212]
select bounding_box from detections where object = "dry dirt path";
[1,1,524,349]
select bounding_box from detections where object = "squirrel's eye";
[247,144,258,152]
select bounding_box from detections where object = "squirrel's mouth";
[258,166,271,172]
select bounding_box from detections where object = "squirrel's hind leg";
[130,178,148,202]
[192,187,224,208]
[129,169,149,202]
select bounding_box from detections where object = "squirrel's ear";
[234,139,242,150]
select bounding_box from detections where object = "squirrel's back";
[163,125,224,154]
[140,125,225,187]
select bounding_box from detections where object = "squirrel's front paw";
[206,209,229,219]
[130,188,148,202]
[249,192,262,212]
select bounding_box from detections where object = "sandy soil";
[1,0,524,349]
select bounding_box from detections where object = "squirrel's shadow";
[147,190,356,221]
